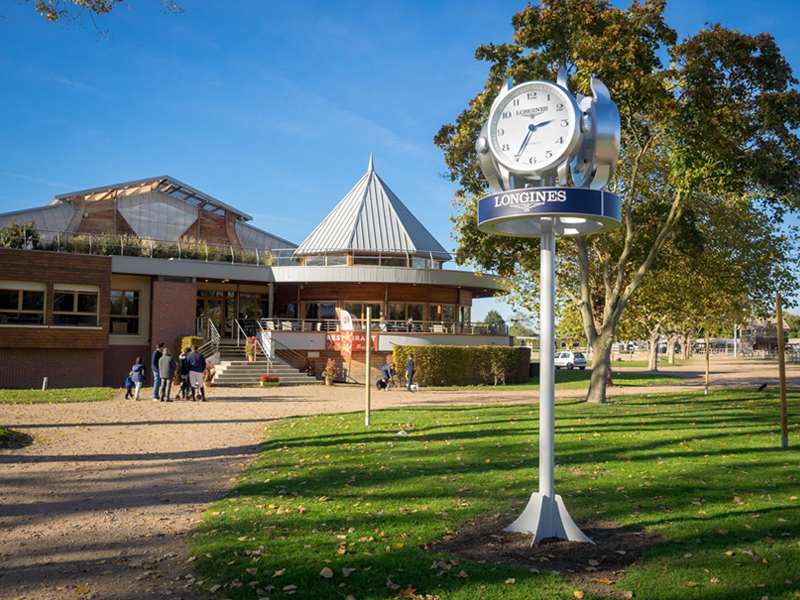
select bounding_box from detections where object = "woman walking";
[131,357,147,400]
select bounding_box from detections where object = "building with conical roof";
[0,159,507,389]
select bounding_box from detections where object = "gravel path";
[1,356,796,600]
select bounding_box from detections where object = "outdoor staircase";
[213,345,322,386]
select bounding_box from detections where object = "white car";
[554,351,587,370]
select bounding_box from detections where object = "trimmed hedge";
[392,345,531,387]
[175,335,205,358]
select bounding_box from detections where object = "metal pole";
[502,217,592,545]
[734,322,738,359]
[539,218,555,499]
[365,306,372,427]
[777,293,789,448]
[705,329,710,396]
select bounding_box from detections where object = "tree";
[435,0,800,403]
[22,0,182,33]
[785,313,800,338]
[509,310,535,337]
[482,310,506,326]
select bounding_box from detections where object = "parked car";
[554,351,587,370]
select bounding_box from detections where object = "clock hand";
[514,128,534,161]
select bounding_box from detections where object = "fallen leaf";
[599,578,615,585]
[320,567,334,579]
[717,529,729,535]
[682,581,698,587]
[456,570,469,579]
[283,584,297,591]
[246,567,258,575]
[574,592,585,599]
[342,568,353,577]
[273,568,286,578]
[75,589,89,595]
[711,577,720,584]
[505,578,516,584]
[588,559,600,566]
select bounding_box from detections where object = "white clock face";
[488,81,579,173]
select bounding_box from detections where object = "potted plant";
[321,358,338,386]
[301,360,316,377]
[203,360,216,388]
[245,336,258,362]
[260,374,280,387]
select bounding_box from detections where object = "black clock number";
[502,111,511,119]
[561,120,569,127]
[497,128,505,136]
[556,137,563,144]
[527,92,537,100]
[545,150,553,158]
[529,157,537,164]
[512,98,520,106]
[556,103,564,111]
[502,144,510,152]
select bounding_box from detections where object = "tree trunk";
[667,334,677,364]
[586,330,615,403]
[647,326,661,371]
[682,332,692,360]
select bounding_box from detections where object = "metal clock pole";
[474,72,622,545]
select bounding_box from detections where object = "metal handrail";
[235,319,273,372]
[256,320,310,373]
[197,318,220,360]
[257,317,509,335]
[0,226,454,269]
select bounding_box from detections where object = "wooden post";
[705,329,710,396]
[365,306,372,427]
[777,293,789,448]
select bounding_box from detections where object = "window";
[305,256,324,266]
[430,304,455,322]
[411,257,431,269]
[352,254,380,265]
[343,302,382,321]
[381,256,407,267]
[110,290,139,334]
[326,255,347,266]
[389,303,406,321]
[52,287,99,326]
[0,285,45,325]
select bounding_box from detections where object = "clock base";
[504,492,593,546]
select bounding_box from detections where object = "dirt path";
[1,356,796,599]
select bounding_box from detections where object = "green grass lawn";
[191,389,800,600]
[0,427,31,448]
[589,358,689,368]
[435,370,684,391]
[0,387,117,404]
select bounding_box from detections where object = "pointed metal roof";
[294,157,452,260]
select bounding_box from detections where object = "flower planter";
[325,378,333,386]
[260,382,280,387]
[247,355,256,362]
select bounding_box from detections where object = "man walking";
[405,353,415,393]
[151,342,164,401]
[158,348,176,401]
[185,345,207,401]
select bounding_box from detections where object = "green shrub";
[392,345,530,387]
[0,219,39,249]
[176,335,205,357]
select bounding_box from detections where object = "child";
[124,371,134,399]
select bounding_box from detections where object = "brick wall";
[103,344,150,387]
[282,350,392,385]
[151,281,197,355]
[0,348,104,389]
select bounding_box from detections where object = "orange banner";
[326,332,378,352]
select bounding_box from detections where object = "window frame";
[52,286,100,327]
[0,284,46,326]
[110,289,140,335]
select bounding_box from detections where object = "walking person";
[124,371,134,399]
[151,342,164,401]
[185,345,207,401]
[178,347,192,400]
[158,348,176,402]
[405,353,415,393]
[131,357,147,400]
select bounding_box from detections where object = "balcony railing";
[0,227,452,269]
[254,318,508,336]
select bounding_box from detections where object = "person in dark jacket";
[185,346,207,401]
[158,348,176,402]
[124,372,134,399]
[131,357,147,400]
[405,353,415,393]
[178,347,192,400]
[151,342,164,401]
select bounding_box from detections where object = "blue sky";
[1,0,798,322]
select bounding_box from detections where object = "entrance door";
[197,298,223,336]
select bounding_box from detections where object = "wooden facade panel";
[75,199,118,234]
[0,249,111,350]
[428,287,458,304]
[387,285,430,303]
[197,211,231,245]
